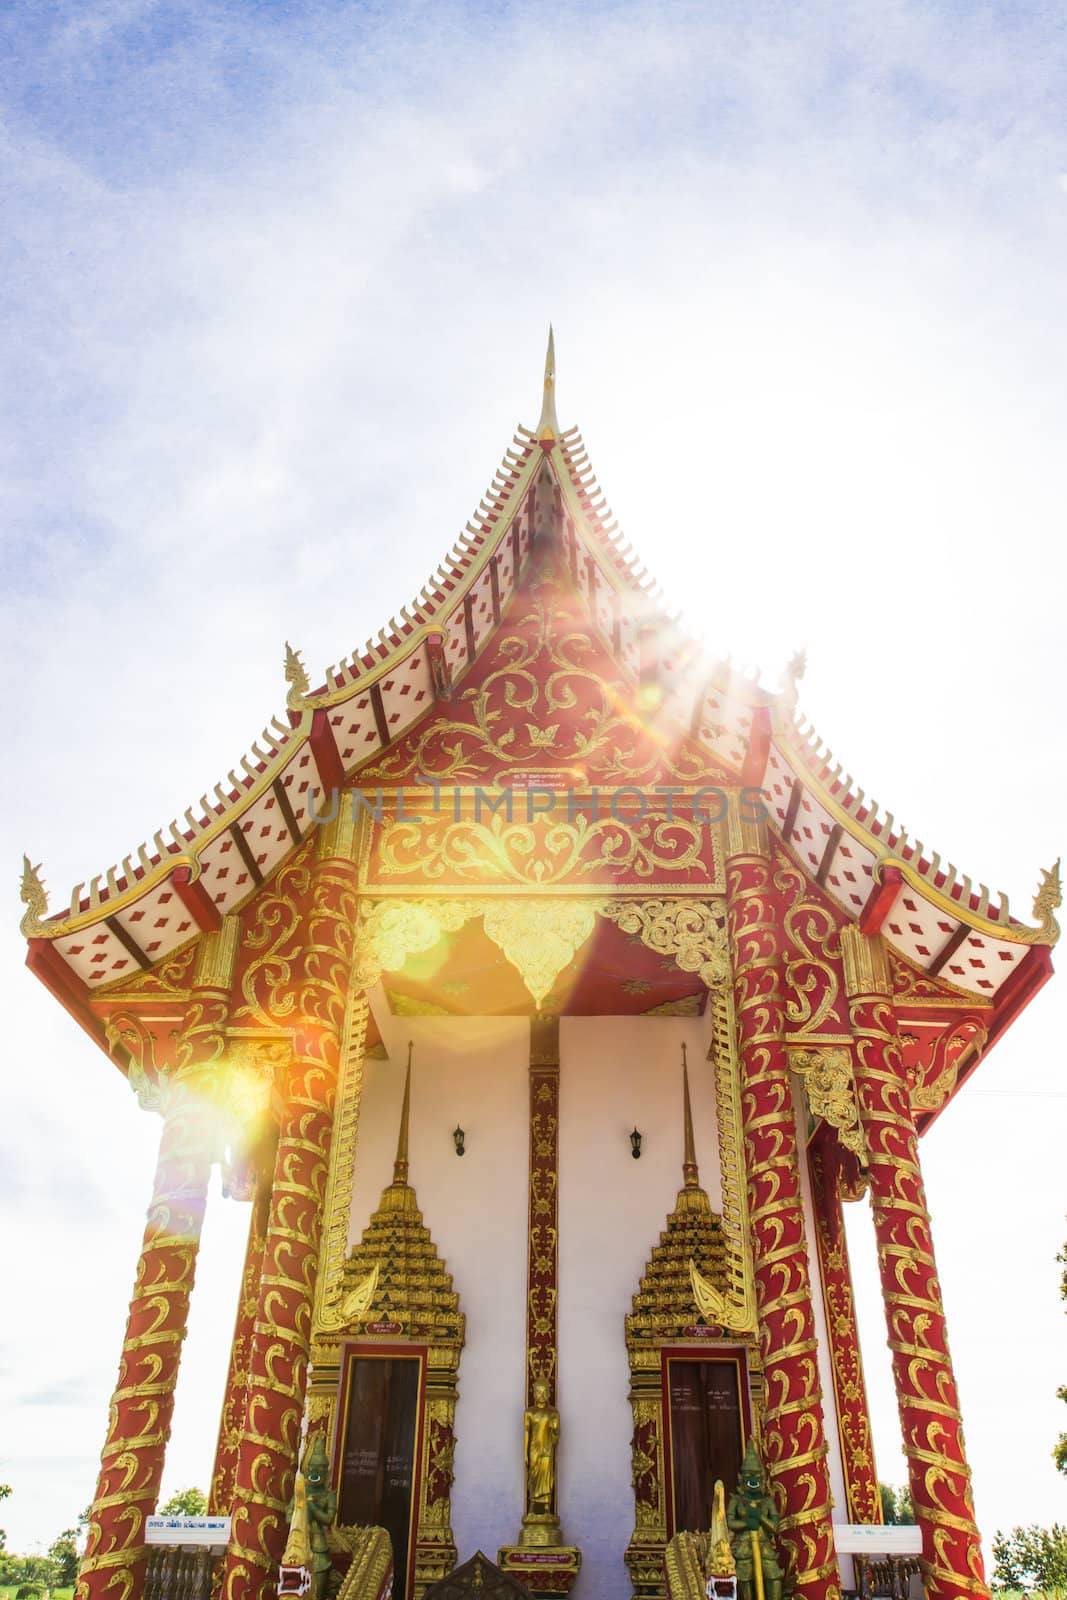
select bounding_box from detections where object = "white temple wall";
[558,1015,716,1600]
[350,1005,530,1564]
[347,1003,756,1598]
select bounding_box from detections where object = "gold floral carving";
[789,1046,867,1162]
[357,896,598,1007]
[354,900,480,990]
[602,897,730,987]
[217,1037,290,1123]
[481,900,597,1007]
[105,1013,166,1115]
[910,1021,988,1113]
[362,592,730,787]
[375,809,707,888]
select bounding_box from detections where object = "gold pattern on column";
[842,925,989,1600]
[787,1047,867,1163]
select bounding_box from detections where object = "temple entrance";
[336,1349,424,1600]
[664,1350,749,1535]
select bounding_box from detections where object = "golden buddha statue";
[524,1378,560,1515]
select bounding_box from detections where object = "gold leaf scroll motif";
[354,900,482,990]
[375,810,706,887]
[601,897,729,986]
[788,1046,867,1162]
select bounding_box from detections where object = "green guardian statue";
[727,1439,784,1600]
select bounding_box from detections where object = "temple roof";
[20,334,1058,1033]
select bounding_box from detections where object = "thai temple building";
[20,337,1059,1600]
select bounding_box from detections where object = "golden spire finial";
[536,325,559,441]
[393,1041,413,1185]
[682,1041,700,1190]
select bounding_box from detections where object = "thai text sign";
[145,1515,231,1546]
[832,1525,923,1555]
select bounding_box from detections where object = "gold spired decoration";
[625,1045,760,1600]
[308,1044,466,1596]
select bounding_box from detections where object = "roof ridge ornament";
[536,325,559,444]
[284,640,310,712]
[19,855,48,938]
[1032,858,1062,945]
[780,648,807,712]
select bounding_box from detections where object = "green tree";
[992,1524,1067,1597]
[0,1483,11,1555]
[159,1488,207,1517]
[48,1527,80,1586]
[878,1483,916,1525]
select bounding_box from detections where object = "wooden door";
[338,1355,422,1600]
[665,1355,745,1534]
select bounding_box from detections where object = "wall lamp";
[630,1127,642,1160]
[453,1125,466,1157]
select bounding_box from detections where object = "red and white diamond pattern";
[376,650,433,742]
[937,930,1025,994]
[329,694,382,771]
[702,690,752,774]
[57,923,142,987]
[818,830,879,915]
[108,877,196,967]
[275,744,324,836]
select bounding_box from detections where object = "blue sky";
[2,0,1066,1562]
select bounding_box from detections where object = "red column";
[841,928,988,1600]
[725,820,839,1600]
[219,815,359,1600]
[209,1135,276,1514]
[808,1128,881,1524]
[78,926,238,1600]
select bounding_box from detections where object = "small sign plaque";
[833,1525,922,1555]
[145,1515,231,1547]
